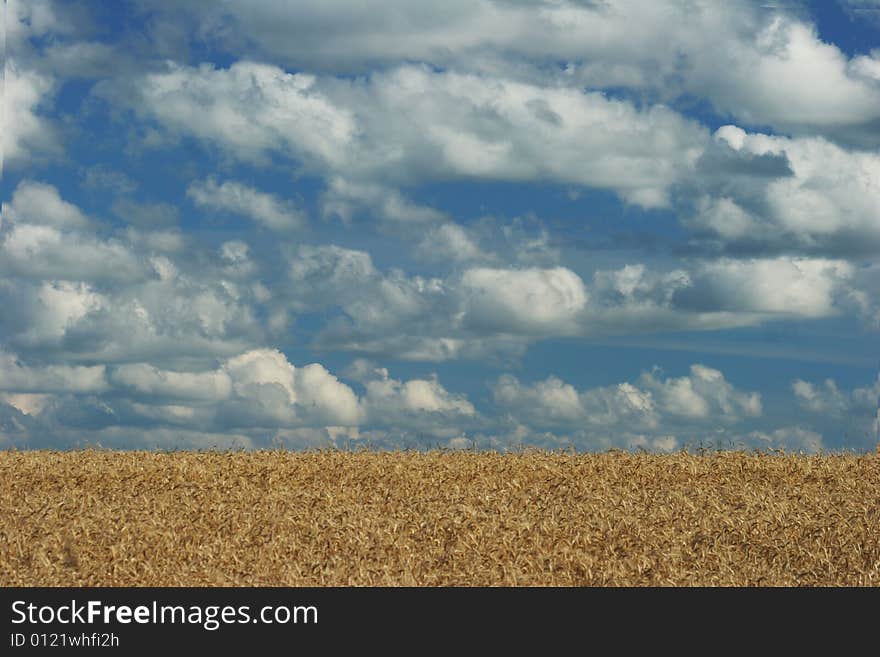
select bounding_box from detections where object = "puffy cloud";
[109,61,357,165]
[286,245,589,359]
[460,266,587,334]
[494,374,625,426]
[364,372,475,417]
[1,223,146,283]
[1,181,90,230]
[672,257,853,319]
[0,351,107,393]
[282,240,861,362]
[788,374,878,450]
[321,178,447,226]
[107,62,707,208]
[690,127,880,255]
[0,181,147,283]
[132,1,880,140]
[359,366,477,439]
[111,349,363,427]
[1,62,56,172]
[688,16,880,139]
[187,178,307,231]
[639,365,763,421]
[493,364,760,432]
[793,374,879,416]
[27,281,106,344]
[111,363,233,401]
[737,427,824,453]
[0,182,269,362]
[415,223,494,264]
[582,256,858,338]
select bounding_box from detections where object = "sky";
[2,0,879,452]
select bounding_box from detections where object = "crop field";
[2,449,880,586]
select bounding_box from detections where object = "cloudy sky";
[3,0,880,452]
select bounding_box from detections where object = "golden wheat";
[2,449,879,586]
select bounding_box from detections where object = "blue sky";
[2,0,879,452]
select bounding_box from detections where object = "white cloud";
[493,364,761,431]
[694,126,880,253]
[29,281,106,343]
[1,181,90,230]
[111,61,707,208]
[639,364,762,421]
[118,61,357,165]
[134,1,880,140]
[187,178,307,231]
[364,372,475,416]
[110,349,363,428]
[282,241,860,362]
[0,184,270,362]
[794,374,880,417]
[0,351,107,393]
[672,257,853,319]
[1,0,77,172]
[321,177,447,226]
[415,223,495,264]
[460,266,587,334]
[0,182,146,283]
[112,363,234,401]
[739,427,824,453]
[360,366,476,438]
[1,62,56,172]
[1,223,145,283]
[690,16,880,136]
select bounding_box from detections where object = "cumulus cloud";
[286,245,591,359]
[689,126,880,256]
[0,181,147,283]
[0,351,107,393]
[111,363,233,401]
[104,61,357,166]
[222,349,363,426]
[0,223,146,283]
[793,374,879,416]
[460,266,587,335]
[585,256,858,337]
[187,178,307,231]
[104,61,707,208]
[1,181,90,230]
[788,373,880,450]
[321,178,447,227]
[737,427,824,453]
[0,182,268,363]
[415,223,494,264]
[493,364,760,433]
[281,239,861,362]
[4,1,877,452]
[131,1,880,141]
[639,364,763,420]
[0,346,490,446]
[360,366,477,438]
[672,257,853,319]
[2,61,57,173]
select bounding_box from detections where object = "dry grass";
[2,449,880,586]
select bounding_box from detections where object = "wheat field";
[2,449,879,586]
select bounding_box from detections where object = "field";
[2,449,880,586]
